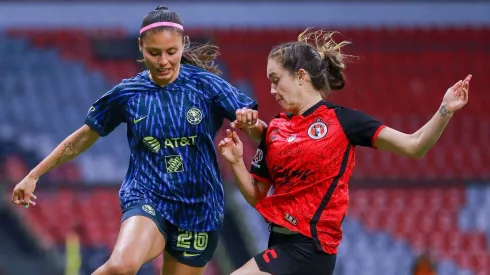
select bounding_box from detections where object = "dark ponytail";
[322,52,346,91]
[298,29,350,92]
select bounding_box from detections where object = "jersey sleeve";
[250,138,271,183]
[84,85,127,137]
[210,78,258,121]
[336,107,386,148]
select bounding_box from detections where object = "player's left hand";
[442,74,472,113]
[230,107,259,129]
[218,129,243,165]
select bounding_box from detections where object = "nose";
[270,86,277,95]
[158,54,169,66]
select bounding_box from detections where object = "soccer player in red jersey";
[218,29,472,275]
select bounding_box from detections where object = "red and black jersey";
[250,100,386,254]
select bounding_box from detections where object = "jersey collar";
[285,100,326,119]
[145,64,187,90]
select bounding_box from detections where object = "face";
[139,30,183,86]
[267,58,305,112]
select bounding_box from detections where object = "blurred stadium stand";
[1,1,489,275]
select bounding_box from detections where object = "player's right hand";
[12,175,38,207]
[218,129,243,164]
[230,107,259,129]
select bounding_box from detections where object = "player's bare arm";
[231,159,271,207]
[30,124,99,177]
[374,74,471,158]
[231,107,268,143]
[12,124,99,206]
[218,129,271,206]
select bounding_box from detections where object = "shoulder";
[182,64,231,88]
[323,101,342,110]
[94,72,152,104]
[119,71,155,90]
[105,71,153,97]
[316,101,367,119]
[326,102,374,121]
[322,101,382,138]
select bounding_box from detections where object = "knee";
[230,260,262,275]
[103,258,141,275]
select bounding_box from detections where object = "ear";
[137,37,142,52]
[297,69,308,84]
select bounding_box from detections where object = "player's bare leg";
[230,258,271,275]
[92,216,166,275]
[161,252,207,275]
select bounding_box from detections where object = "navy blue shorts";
[121,202,219,267]
[254,224,336,275]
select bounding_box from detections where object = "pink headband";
[140,22,184,34]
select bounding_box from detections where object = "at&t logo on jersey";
[143,136,161,153]
[143,136,197,153]
[307,119,328,140]
[251,148,263,168]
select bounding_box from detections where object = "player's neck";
[295,94,323,115]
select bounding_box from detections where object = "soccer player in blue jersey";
[11,5,266,275]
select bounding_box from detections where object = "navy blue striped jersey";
[85,64,257,231]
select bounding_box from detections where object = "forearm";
[410,105,453,157]
[230,159,267,207]
[377,76,470,158]
[29,125,99,178]
[241,120,267,143]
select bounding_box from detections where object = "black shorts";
[122,202,219,267]
[254,224,336,275]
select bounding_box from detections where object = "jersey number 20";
[177,230,209,251]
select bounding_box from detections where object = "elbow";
[248,200,258,208]
[406,137,428,159]
[246,193,267,208]
[246,197,259,208]
[409,150,427,159]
